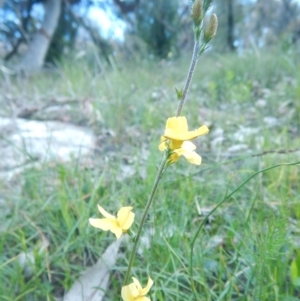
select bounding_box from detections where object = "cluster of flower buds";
[191,0,218,44]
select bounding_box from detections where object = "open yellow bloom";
[89,205,134,239]
[121,277,153,301]
[159,116,209,165]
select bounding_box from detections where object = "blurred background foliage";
[1,1,300,300]
[0,0,300,69]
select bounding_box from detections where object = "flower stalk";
[123,155,168,285]
[176,39,201,117]
[88,2,219,300]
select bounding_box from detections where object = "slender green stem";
[124,155,168,285]
[188,160,300,300]
[123,34,201,287]
[176,38,201,117]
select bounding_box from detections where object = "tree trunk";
[17,0,62,72]
[227,0,235,51]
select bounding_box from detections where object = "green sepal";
[203,0,213,12]
[126,229,135,239]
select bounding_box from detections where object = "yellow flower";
[159,116,209,165]
[121,277,153,301]
[89,205,134,239]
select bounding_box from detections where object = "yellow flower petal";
[166,116,188,132]
[167,152,179,164]
[90,205,135,239]
[89,218,115,230]
[97,205,115,220]
[132,277,143,293]
[159,116,208,165]
[121,283,138,301]
[164,125,209,141]
[159,139,184,152]
[181,151,202,165]
[135,297,150,301]
[197,125,210,136]
[162,116,209,141]
[169,139,184,150]
[174,141,202,165]
[139,278,154,296]
[121,277,153,301]
[117,207,135,229]
[121,214,135,230]
[109,223,123,239]
[180,141,197,151]
[159,141,167,151]
[160,136,166,143]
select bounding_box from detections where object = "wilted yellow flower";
[121,277,153,301]
[89,205,134,239]
[159,116,209,165]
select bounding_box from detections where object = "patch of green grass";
[0,46,300,300]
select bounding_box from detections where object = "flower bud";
[191,0,202,26]
[203,13,218,43]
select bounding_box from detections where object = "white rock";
[0,117,96,179]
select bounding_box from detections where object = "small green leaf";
[290,260,300,286]
[296,250,300,270]
[175,87,183,100]
[291,260,298,282]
